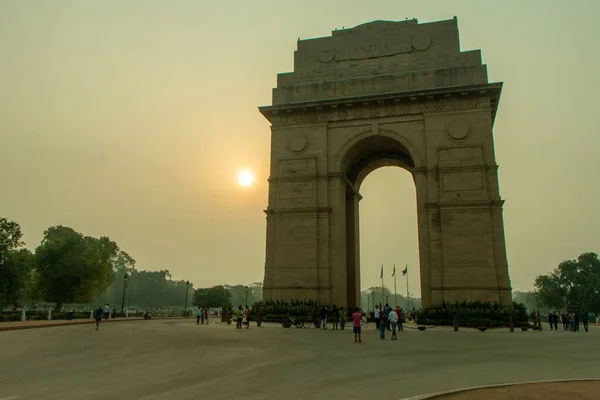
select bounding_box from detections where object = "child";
[352,307,362,343]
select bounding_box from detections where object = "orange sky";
[1,0,599,296]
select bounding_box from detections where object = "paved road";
[0,320,599,400]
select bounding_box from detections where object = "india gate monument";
[259,18,512,310]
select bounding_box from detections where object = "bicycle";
[282,315,305,329]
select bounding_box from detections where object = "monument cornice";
[259,82,502,127]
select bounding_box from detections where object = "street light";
[184,280,191,316]
[245,285,249,307]
[120,272,129,314]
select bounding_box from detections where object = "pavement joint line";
[398,378,600,400]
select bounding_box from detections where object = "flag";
[380,265,383,279]
[402,265,408,276]
[392,264,396,277]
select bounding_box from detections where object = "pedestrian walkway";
[0,316,205,332]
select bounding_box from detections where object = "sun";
[237,170,255,187]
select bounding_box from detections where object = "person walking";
[235,306,243,329]
[552,311,558,330]
[319,306,328,330]
[389,306,398,340]
[374,305,380,330]
[547,312,553,330]
[204,307,209,324]
[383,303,392,331]
[379,314,386,339]
[332,305,339,330]
[562,313,568,330]
[582,312,589,332]
[339,307,346,330]
[196,306,202,325]
[395,306,403,332]
[569,312,576,331]
[352,307,362,343]
[245,306,251,329]
[102,304,110,320]
[94,305,103,331]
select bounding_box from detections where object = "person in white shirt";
[102,304,110,320]
[374,305,381,330]
[389,308,399,340]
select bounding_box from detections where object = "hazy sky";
[1,1,599,296]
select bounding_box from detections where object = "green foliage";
[534,252,600,312]
[258,299,320,317]
[0,217,24,254]
[227,283,263,307]
[193,285,231,308]
[33,226,117,309]
[95,269,191,309]
[416,301,528,328]
[0,248,34,309]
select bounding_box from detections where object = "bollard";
[509,309,514,332]
[48,310,52,321]
[125,309,129,318]
[90,310,93,319]
[21,310,26,321]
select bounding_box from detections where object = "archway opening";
[358,167,420,312]
[342,134,420,311]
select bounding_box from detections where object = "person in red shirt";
[395,306,403,332]
[245,306,251,329]
[352,307,363,343]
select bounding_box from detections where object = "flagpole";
[406,264,410,311]
[381,264,384,308]
[393,264,397,309]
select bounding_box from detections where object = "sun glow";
[237,170,255,187]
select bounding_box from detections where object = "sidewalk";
[0,317,187,332]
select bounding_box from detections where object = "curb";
[0,316,190,332]
[400,378,600,400]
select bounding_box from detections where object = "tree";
[0,248,34,309]
[193,285,231,308]
[534,252,600,313]
[33,226,118,310]
[0,217,24,263]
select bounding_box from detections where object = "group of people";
[318,305,351,330]
[234,305,251,329]
[545,311,589,332]
[195,306,210,325]
[374,304,404,340]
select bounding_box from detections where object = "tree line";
[0,217,263,311]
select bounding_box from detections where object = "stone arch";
[259,18,512,310]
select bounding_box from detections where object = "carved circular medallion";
[447,123,470,142]
[288,134,308,153]
[318,48,336,63]
[412,35,432,51]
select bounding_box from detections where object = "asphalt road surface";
[1,320,599,400]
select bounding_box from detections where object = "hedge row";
[415,301,529,328]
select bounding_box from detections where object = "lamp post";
[120,273,129,314]
[184,281,191,316]
[245,285,249,307]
